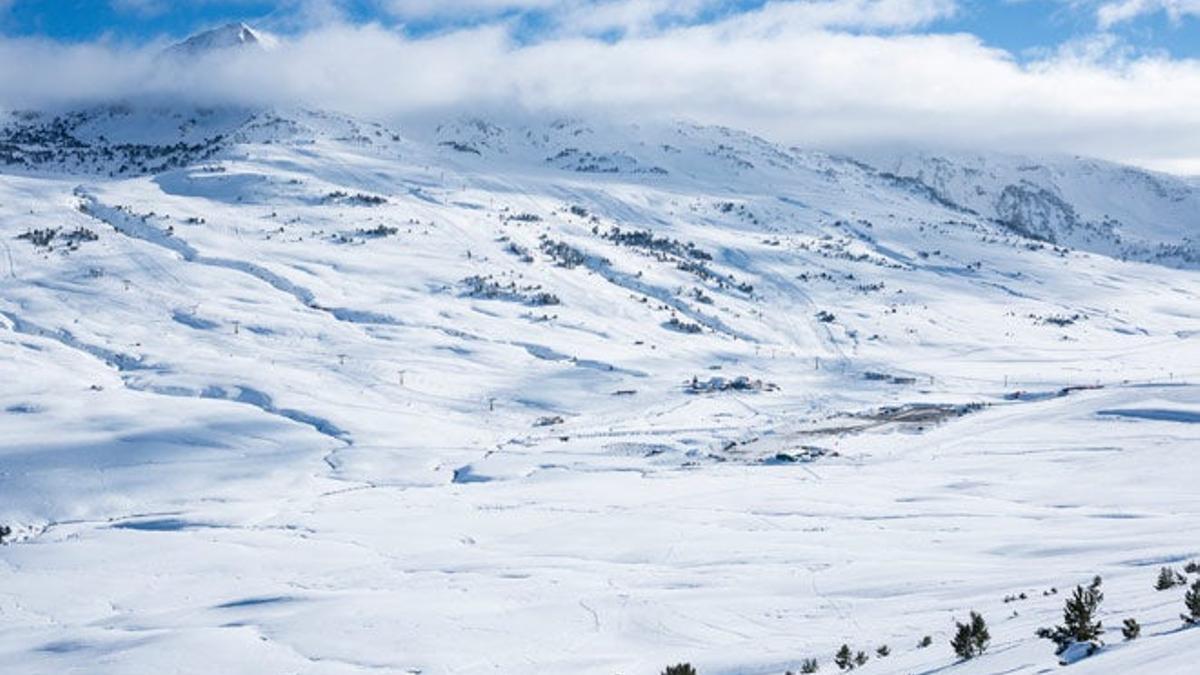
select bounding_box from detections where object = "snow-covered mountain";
[1,29,1198,675]
[162,22,276,58]
[866,150,1200,266]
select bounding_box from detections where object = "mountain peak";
[166,22,275,58]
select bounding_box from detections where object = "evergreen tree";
[970,611,990,654]
[1064,582,1104,641]
[916,635,932,649]
[1038,580,1104,653]
[1184,579,1200,625]
[875,645,890,658]
[853,651,868,667]
[1157,566,1184,590]
[951,611,990,660]
[662,664,697,675]
[1121,618,1140,640]
[799,658,820,673]
[834,645,854,671]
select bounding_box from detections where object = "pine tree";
[952,611,990,660]
[0,524,11,544]
[799,658,820,673]
[1184,579,1200,625]
[972,612,990,653]
[1038,581,1104,654]
[1157,566,1183,590]
[853,651,868,667]
[951,622,972,659]
[916,635,932,649]
[875,645,890,658]
[662,664,697,675]
[1121,618,1140,640]
[1064,582,1104,642]
[834,644,854,671]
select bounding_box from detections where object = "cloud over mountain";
[0,0,1198,173]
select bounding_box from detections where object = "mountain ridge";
[3,102,1197,268]
[162,21,276,59]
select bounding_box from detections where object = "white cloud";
[1,0,1199,173]
[1096,0,1200,27]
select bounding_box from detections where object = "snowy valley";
[1,64,1199,674]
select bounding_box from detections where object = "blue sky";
[1,0,1199,60]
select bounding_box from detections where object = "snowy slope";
[162,22,277,58]
[0,99,1198,675]
[864,150,1200,266]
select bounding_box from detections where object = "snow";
[1,103,1199,674]
[863,149,1200,266]
[163,23,277,59]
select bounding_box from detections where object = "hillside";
[865,150,1200,266]
[0,102,1198,674]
